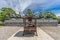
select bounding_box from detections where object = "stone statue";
[39,12,44,19]
[46,12,52,18]
[33,12,35,16]
[18,12,21,18]
[10,13,16,18]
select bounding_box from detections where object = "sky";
[0,0,60,16]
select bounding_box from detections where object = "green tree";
[1,7,16,15]
[44,11,57,19]
[0,7,17,22]
[26,9,33,16]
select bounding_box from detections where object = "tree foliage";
[44,12,57,19]
[26,9,33,16]
[0,7,17,22]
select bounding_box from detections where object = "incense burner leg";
[23,32,24,36]
[35,31,38,36]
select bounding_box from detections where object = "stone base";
[37,19,58,26]
[4,19,58,26]
[4,19,23,26]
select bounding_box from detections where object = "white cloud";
[0,0,8,8]
[33,0,48,4]
[0,0,60,16]
[19,0,33,12]
[56,13,60,16]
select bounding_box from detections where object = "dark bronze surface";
[23,16,38,36]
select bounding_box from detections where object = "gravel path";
[0,26,20,40]
[40,26,60,40]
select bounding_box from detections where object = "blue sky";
[0,0,60,16]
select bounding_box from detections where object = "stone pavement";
[8,27,54,40]
[40,26,60,40]
[0,26,20,40]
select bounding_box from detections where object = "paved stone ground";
[0,26,20,40]
[40,25,60,40]
[0,26,60,40]
[8,27,54,40]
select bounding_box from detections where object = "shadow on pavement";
[14,31,35,37]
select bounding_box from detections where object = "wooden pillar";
[35,18,37,26]
[23,18,26,27]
